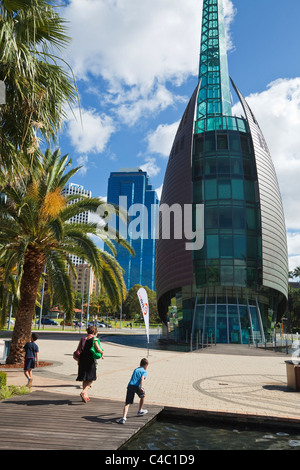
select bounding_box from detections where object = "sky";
[54,0,300,271]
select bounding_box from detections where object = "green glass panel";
[218,179,231,199]
[220,234,233,258]
[205,134,216,152]
[232,179,244,200]
[231,158,243,176]
[243,159,253,177]
[234,267,247,286]
[232,207,246,230]
[247,268,257,286]
[216,305,227,343]
[217,157,230,175]
[217,134,228,150]
[206,234,219,258]
[204,158,217,175]
[229,133,241,152]
[228,305,240,343]
[193,160,203,179]
[244,180,255,202]
[246,207,257,230]
[240,135,250,153]
[247,236,258,258]
[233,235,246,259]
[219,207,232,228]
[220,265,234,285]
[207,118,215,131]
[207,265,220,284]
[237,120,247,133]
[205,206,219,228]
[205,179,218,200]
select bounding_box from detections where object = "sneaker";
[28,379,33,388]
[119,418,126,424]
[137,409,148,416]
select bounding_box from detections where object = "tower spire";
[197,0,232,123]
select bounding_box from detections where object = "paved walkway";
[2,331,300,426]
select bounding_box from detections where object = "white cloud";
[65,0,235,86]
[233,78,300,232]
[76,154,89,175]
[287,232,300,271]
[115,85,182,126]
[147,121,180,157]
[66,107,115,155]
[140,157,160,178]
[64,0,235,126]
[223,0,237,52]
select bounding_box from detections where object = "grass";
[0,385,30,401]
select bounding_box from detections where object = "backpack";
[90,337,103,360]
[73,337,86,361]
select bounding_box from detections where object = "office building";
[106,168,160,291]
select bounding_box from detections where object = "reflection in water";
[123,418,300,451]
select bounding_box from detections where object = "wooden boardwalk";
[0,390,163,450]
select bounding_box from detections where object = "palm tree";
[0,148,133,363]
[0,0,78,171]
[293,267,300,279]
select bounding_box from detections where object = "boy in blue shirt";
[23,333,39,388]
[119,358,149,424]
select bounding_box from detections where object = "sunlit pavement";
[3,330,300,424]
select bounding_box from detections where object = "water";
[123,418,300,451]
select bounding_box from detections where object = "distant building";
[106,168,160,291]
[69,263,99,297]
[62,183,92,266]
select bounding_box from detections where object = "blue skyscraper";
[106,168,159,291]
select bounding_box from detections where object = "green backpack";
[90,337,103,359]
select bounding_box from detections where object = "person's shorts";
[125,385,145,405]
[24,358,35,371]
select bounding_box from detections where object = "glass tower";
[156,0,288,345]
[106,168,159,291]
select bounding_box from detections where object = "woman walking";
[76,325,104,403]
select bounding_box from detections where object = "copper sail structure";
[156,0,288,345]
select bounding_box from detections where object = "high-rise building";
[156,0,288,344]
[69,264,99,297]
[62,183,92,266]
[106,168,160,291]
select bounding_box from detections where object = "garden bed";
[0,362,52,368]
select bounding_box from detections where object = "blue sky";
[55,0,300,270]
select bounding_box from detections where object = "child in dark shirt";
[23,333,39,387]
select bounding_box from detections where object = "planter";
[285,360,300,391]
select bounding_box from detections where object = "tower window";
[217,134,228,150]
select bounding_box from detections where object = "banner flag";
[137,287,149,344]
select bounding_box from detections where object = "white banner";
[137,287,149,344]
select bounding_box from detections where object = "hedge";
[0,371,7,388]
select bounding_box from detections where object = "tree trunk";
[6,248,45,364]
